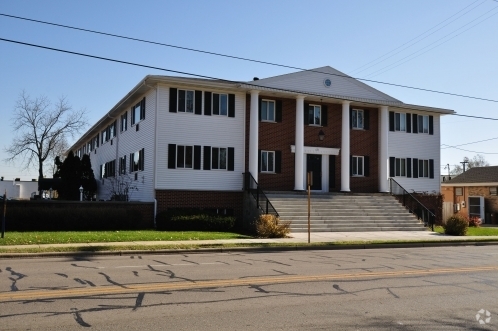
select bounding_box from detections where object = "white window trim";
[395,112,406,132]
[213,93,229,116]
[132,101,144,125]
[261,150,276,173]
[211,147,228,170]
[120,112,127,132]
[176,145,194,169]
[352,109,364,130]
[352,155,364,177]
[177,89,195,114]
[309,104,322,126]
[395,158,407,177]
[261,99,276,122]
[418,115,429,134]
[418,159,429,178]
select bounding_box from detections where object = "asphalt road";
[0,246,497,330]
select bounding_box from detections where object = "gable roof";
[442,166,498,185]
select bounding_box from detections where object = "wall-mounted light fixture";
[318,130,325,141]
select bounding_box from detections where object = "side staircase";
[265,192,427,232]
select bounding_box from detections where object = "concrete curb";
[1,240,498,259]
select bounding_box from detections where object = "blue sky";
[1,0,497,180]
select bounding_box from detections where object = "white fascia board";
[441,182,498,187]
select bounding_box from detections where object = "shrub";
[468,216,482,227]
[256,214,290,238]
[444,215,469,236]
[156,209,235,231]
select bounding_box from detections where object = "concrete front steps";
[265,192,426,232]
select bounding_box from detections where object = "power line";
[350,0,486,75]
[441,136,498,149]
[1,14,498,104]
[2,36,498,121]
[442,146,498,154]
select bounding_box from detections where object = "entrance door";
[306,155,322,190]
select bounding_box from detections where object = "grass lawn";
[0,230,252,245]
[434,226,498,236]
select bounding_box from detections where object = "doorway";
[306,154,322,190]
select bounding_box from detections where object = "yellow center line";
[1,265,497,302]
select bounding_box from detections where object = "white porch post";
[249,90,260,182]
[341,101,351,192]
[294,95,305,190]
[379,106,389,192]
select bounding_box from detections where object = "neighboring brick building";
[68,66,454,220]
[441,166,498,224]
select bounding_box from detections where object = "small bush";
[444,215,469,236]
[256,214,290,238]
[156,209,235,231]
[468,216,482,227]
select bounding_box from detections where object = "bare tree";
[4,91,88,188]
[450,154,490,175]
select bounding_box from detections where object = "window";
[395,158,406,177]
[94,135,99,149]
[121,112,127,132]
[83,145,87,155]
[176,145,194,169]
[132,98,145,125]
[261,151,275,173]
[119,156,127,175]
[490,187,497,196]
[308,105,321,125]
[352,156,364,176]
[418,159,429,177]
[101,129,107,144]
[212,147,227,170]
[352,109,364,129]
[261,100,275,122]
[129,149,144,172]
[101,160,116,178]
[418,115,429,134]
[213,93,228,116]
[87,141,92,153]
[178,89,195,113]
[455,187,463,196]
[109,121,116,139]
[395,113,406,132]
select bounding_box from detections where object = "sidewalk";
[1,231,498,255]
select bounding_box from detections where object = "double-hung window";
[455,187,463,196]
[261,151,275,173]
[395,158,406,176]
[261,100,275,122]
[352,109,364,129]
[129,149,145,172]
[178,89,195,113]
[395,113,406,132]
[176,145,193,169]
[418,115,429,134]
[109,121,116,139]
[119,156,127,175]
[212,147,227,170]
[132,98,145,125]
[87,141,92,153]
[102,160,116,178]
[418,159,429,177]
[308,105,321,125]
[121,112,127,132]
[213,93,228,116]
[352,156,364,176]
[101,130,107,144]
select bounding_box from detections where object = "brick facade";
[155,190,244,225]
[245,95,379,193]
[442,185,498,224]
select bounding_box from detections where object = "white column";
[294,95,305,190]
[249,90,259,182]
[341,101,351,192]
[379,106,389,192]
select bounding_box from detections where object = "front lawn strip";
[433,226,498,236]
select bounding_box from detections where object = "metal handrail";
[389,178,436,231]
[243,172,279,217]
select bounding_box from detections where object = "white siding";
[155,84,245,191]
[388,112,441,193]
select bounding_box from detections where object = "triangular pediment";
[249,66,402,103]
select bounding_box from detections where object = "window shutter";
[195,91,202,115]
[140,148,145,171]
[276,100,282,122]
[140,98,145,120]
[275,150,282,173]
[204,92,212,116]
[349,109,353,129]
[213,94,219,115]
[258,149,261,173]
[129,153,133,173]
[389,111,395,132]
[203,146,211,170]
[389,157,395,177]
[168,144,176,169]
[364,109,369,130]
[321,105,328,126]
[413,158,419,178]
[429,159,434,178]
[412,114,418,133]
[407,158,412,178]
[227,147,234,171]
[258,98,262,121]
[406,113,411,133]
[169,88,177,113]
[364,155,370,177]
[329,155,335,189]
[429,116,434,135]
[194,145,201,170]
[350,155,353,176]
[228,94,235,118]
[304,103,309,125]
[131,106,135,125]
[124,155,127,174]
